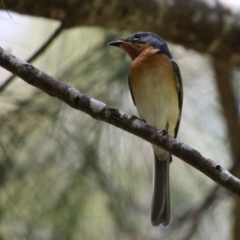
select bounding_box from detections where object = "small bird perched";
[108,32,183,227]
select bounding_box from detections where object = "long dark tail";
[151,154,171,227]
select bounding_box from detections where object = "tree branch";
[0,46,240,196]
[6,0,240,63]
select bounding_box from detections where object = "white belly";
[131,73,179,159]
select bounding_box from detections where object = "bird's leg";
[129,115,145,123]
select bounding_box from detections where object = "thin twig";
[0,0,12,18]
[179,186,223,240]
[0,23,64,93]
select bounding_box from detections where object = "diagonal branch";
[173,164,238,238]
[0,46,240,196]
[177,185,224,240]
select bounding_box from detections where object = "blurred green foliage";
[0,27,236,240]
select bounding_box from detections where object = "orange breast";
[129,49,179,136]
[130,49,177,102]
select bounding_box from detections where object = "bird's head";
[108,32,172,60]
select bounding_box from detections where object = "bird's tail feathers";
[151,154,171,227]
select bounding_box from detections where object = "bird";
[108,32,183,227]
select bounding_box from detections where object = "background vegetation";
[0,1,240,239]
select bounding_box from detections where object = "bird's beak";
[108,39,126,47]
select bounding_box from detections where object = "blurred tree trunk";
[213,59,240,240]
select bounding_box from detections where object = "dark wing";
[171,60,183,137]
[128,76,136,105]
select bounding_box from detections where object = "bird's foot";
[161,129,168,136]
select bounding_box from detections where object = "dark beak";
[108,39,126,47]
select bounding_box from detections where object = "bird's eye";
[134,34,141,39]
